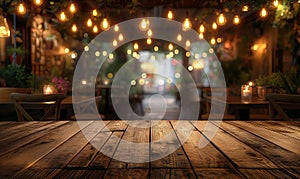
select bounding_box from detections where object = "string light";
[185,40,191,48]
[198,33,204,40]
[233,15,240,24]
[147,29,153,37]
[177,34,182,42]
[146,37,152,45]
[168,43,174,51]
[212,22,218,30]
[113,40,118,47]
[59,11,67,21]
[133,42,139,50]
[33,0,43,6]
[260,8,268,18]
[87,18,93,27]
[273,0,279,7]
[139,18,149,31]
[92,9,98,16]
[182,18,192,31]
[217,13,226,26]
[114,25,120,32]
[118,33,124,41]
[210,37,216,45]
[153,46,159,52]
[167,10,173,20]
[71,24,77,32]
[199,24,205,33]
[93,25,98,33]
[69,3,76,13]
[101,18,110,30]
[242,5,249,12]
[17,3,27,15]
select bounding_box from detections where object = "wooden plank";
[219,122,300,169]
[170,169,196,179]
[170,120,233,168]
[230,121,300,155]
[81,170,105,178]
[102,120,128,132]
[104,168,149,178]
[150,169,170,179]
[12,169,59,178]
[193,121,277,168]
[252,121,300,140]
[0,121,28,131]
[0,121,90,178]
[19,121,106,172]
[89,131,124,169]
[0,121,69,156]
[0,121,14,127]
[151,120,190,169]
[194,168,243,178]
[112,120,150,168]
[67,122,111,168]
[53,169,86,178]
[239,169,294,178]
[275,121,300,132]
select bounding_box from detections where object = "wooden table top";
[206,96,269,105]
[0,120,299,178]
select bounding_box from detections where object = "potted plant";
[6,46,26,65]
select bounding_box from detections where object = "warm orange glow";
[217,13,226,26]
[167,10,173,20]
[139,18,149,31]
[177,34,182,42]
[212,22,217,30]
[260,8,268,18]
[242,5,249,12]
[182,18,192,31]
[118,33,124,41]
[147,29,153,37]
[69,3,76,13]
[0,17,10,37]
[210,37,216,45]
[33,0,43,6]
[146,38,152,45]
[87,18,92,27]
[17,3,26,15]
[198,33,204,40]
[93,25,98,33]
[71,24,77,32]
[133,42,139,50]
[168,43,174,51]
[59,11,67,21]
[101,18,110,30]
[92,9,98,16]
[273,0,279,7]
[199,24,205,33]
[233,15,240,24]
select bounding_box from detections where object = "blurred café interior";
[0,0,299,120]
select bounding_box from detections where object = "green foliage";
[6,46,26,55]
[30,75,51,93]
[221,59,252,87]
[4,64,32,88]
[255,75,271,86]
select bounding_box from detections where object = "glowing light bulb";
[260,8,268,18]
[93,25,98,33]
[185,40,191,48]
[168,43,174,51]
[59,11,67,21]
[273,0,279,7]
[17,3,26,15]
[146,38,152,45]
[153,46,159,52]
[133,42,139,50]
[101,18,110,30]
[34,0,43,6]
[118,33,124,41]
[199,24,205,33]
[167,10,173,20]
[92,9,98,16]
[69,3,76,13]
[71,24,77,32]
[242,5,249,12]
[177,34,182,42]
[198,33,204,40]
[210,37,216,45]
[212,22,217,30]
[113,40,118,47]
[87,18,93,27]
[139,18,149,31]
[147,29,153,37]
[182,18,192,31]
[217,13,226,26]
[233,15,240,24]
[114,25,119,32]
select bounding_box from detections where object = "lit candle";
[43,85,56,94]
[241,85,252,101]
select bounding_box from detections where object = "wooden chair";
[10,93,65,121]
[71,96,104,120]
[267,93,300,120]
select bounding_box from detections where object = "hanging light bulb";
[0,15,10,37]
[185,40,191,48]
[87,18,93,27]
[167,10,173,20]
[146,38,152,45]
[242,5,249,12]
[59,11,67,21]
[273,0,279,7]
[69,3,76,13]
[118,33,124,41]
[92,9,98,16]
[212,22,218,30]
[260,8,268,18]
[182,18,192,31]
[114,25,119,32]
[93,25,98,33]
[101,18,110,30]
[33,0,43,6]
[233,15,240,25]
[210,37,216,45]
[177,34,182,42]
[133,42,139,50]
[17,3,27,15]
[113,40,118,47]
[217,13,227,26]
[147,29,152,37]
[71,24,77,32]
[198,33,204,40]
[168,43,174,51]
[139,18,149,31]
[199,24,205,33]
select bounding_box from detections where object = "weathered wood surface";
[0,120,299,178]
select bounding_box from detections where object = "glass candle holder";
[241,85,252,101]
[43,84,57,94]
